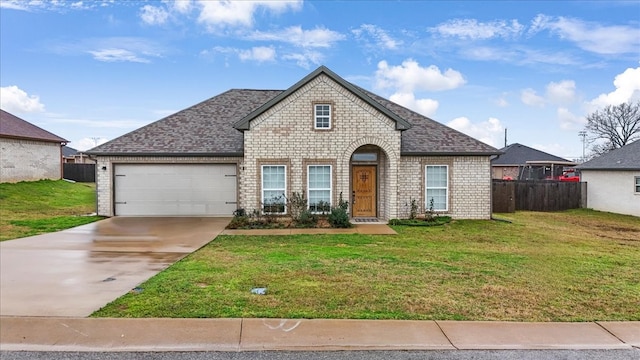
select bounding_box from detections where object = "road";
[2,350,639,360]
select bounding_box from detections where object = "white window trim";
[314,104,331,129]
[261,165,287,214]
[307,165,332,213]
[425,165,449,212]
[635,176,640,194]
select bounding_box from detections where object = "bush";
[296,210,318,228]
[328,207,351,228]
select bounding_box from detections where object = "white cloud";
[281,50,324,69]
[546,80,576,105]
[520,88,545,107]
[247,26,345,48]
[529,15,640,55]
[352,24,402,50]
[430,18,524,40]
[140,5,169,25]
[197,0,302,29]
[239,46,276,62]
[590,66,640,108]
[74,137,109,151]
[389,93,439,117]
[447,117,504,147]
[88,48,150,63]
[171,0,193,14]
[557,107,585,130]
[0,86,46,113]
[375,59,466,92]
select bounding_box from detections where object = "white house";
[577,140,640,217]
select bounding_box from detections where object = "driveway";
[0,217,230,317]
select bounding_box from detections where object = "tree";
[584,101,640,156]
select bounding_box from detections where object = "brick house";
[1,109,68,183]
[88,66,499,220]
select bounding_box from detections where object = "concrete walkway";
[222,223,397,236]
[1,317,638,352]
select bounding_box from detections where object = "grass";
[0,179,102,241]
[92,209,640,321]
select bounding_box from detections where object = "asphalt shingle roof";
[576,140,640,170]
[89,89,282,155]
[0,109,67,143]
[89,68,499,156]
[491,143,572,165]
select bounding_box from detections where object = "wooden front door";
[352,165,376,217]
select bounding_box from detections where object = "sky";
[1,0,639,161]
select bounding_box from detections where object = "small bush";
[328,207,351,228]
[296,210,318,228]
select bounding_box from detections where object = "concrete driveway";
[0,217,230,317]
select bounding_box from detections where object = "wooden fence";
[63,163,95,182]
[492,180,586,213]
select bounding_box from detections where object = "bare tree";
[585,101,640,155]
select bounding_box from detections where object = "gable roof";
[576,140,640,170]
[491,143,573,166]
[88,66,499,157]
[233,66,411,131]
[0,109,67,143]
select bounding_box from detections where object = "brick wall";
[241,74,402,219]
[399,155,492,219]
[0,138,62,183]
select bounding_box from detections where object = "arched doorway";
[350,145,389,219]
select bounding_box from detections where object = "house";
[87,66,499,220]
[63,146,95,164]
[576,140,640,217]
[491,143,576,180]
[0,109,68,183]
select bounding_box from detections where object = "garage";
[114,164,237,216]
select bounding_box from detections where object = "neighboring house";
[576,140,640,217]
[88,66,499,220]
[63,146,95,164]
[0,109,68,183]
[491,143,576,180]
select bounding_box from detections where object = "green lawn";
[92,209,640,321]
[0,180,102,241]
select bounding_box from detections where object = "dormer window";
[314,103,331,129]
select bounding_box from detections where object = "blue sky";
[1,0,639,160]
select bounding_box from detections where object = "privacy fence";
[492,180,586,213]
[63,163,95,182]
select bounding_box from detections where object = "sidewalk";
[1,317,638,352]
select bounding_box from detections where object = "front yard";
[93,209,640,321]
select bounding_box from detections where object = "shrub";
[328,192,352,228]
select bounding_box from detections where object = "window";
[308,165,332,212]
[262,165,286,214]
[314,104,331,129]
[425,165,448,211]
[352,153,377,162]
[636,176,640,193]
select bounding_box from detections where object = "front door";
[352,165,376,217]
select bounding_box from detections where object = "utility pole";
[504,128,507,148]
[578,131,587,163]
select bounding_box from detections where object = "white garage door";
[114,164,237,216]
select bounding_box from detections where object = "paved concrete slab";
[597,322,640,347]
[0,317,241,352]
[232,319,451,351]
[0,217,230,317]
[436,321,630,350]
